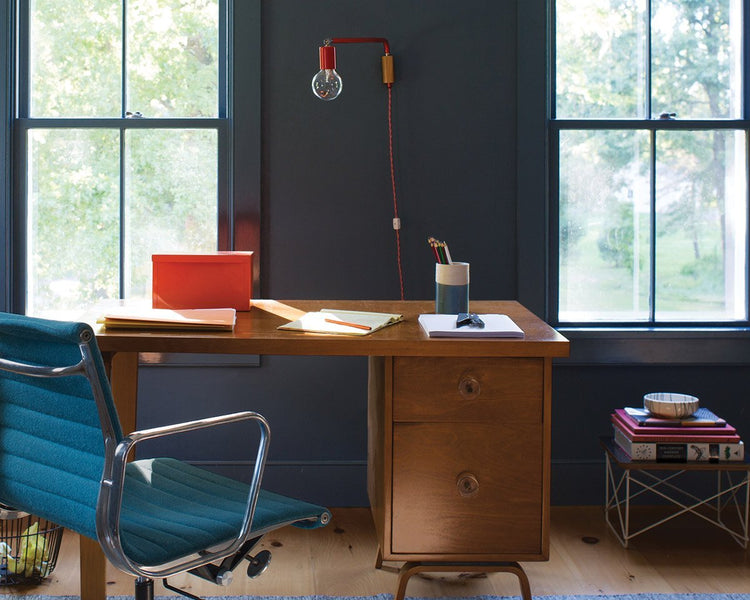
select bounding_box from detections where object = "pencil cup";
[435,262,470,314]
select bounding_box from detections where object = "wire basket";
[0,507,63,585]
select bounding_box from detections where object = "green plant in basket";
[0,522,52,578]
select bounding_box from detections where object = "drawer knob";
[456,472,479,497]
[458,375,481,400]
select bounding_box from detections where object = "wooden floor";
[4,506,750,597]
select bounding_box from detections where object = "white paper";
[418,314,524,338]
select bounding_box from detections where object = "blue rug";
[2,595,750,600]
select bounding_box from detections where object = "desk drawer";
[393,357,542,423]
[391,421,543,555]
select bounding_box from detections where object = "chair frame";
[0,326,273,583]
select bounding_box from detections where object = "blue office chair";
[0,311,330,599]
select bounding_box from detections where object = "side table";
[600,436,749,548]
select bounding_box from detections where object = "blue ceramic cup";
[435,262,470,314]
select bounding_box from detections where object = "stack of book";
[611,407,745,462]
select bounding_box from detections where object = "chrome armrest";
[0,355,84,378]
[96,411,270,579]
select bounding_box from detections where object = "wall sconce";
[312,37,404,299]
[312,37,395,101]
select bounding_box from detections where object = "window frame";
[2,0,261,314]
[550,120,750,329]
[517,0,750,364]
[1,1,14,312]
[551,0,750,330]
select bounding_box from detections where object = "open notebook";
[278,309,403,336]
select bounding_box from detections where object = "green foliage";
[597,202,636,271]
[30,0,218,118]
[125,129,217,297]
[557,0,742,320]
[557,0,737,119]
[556,0,645,118]
[30,0,121,117]
[28,129,120,313]
[128,0,218,117]
[652,0,735,118]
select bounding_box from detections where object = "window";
[552,0,747,325]
[15,0,236,318]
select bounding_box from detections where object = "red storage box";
[152,252,253,311]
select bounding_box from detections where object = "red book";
[611,413,741,443]
[614,408,736,436]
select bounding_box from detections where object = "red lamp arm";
[328,37,391,55]
[323,37,394,85]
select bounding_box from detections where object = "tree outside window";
[21,0,225,318]
[554,0,747,323]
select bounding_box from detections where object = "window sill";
[557,327,750,366]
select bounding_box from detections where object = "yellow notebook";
[99,307,237,331]
[278,309,403,336]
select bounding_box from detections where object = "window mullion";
[746,129,750,317]
[649,129,656,322]
[120,0,127,298]
[12,1,29,312]
[119,129,126,300]
[745,0,750,120]
[549,0,556,120]
[219,0,229,119]
[645,0,652,119]
[218,0,231,249]
[16,1,29,118]
[549,124,560,322]
[121,0,127,117]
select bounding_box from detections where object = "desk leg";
[395,562,531,600]
[106,351,140,434]
[80,351,140,600]
[80,535,107,600]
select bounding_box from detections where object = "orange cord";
[387,84,405,301]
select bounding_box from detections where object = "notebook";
[278,309,403,336]
[418,313,524,338]
[99,307,237,331]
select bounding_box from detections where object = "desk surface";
[93,299,569,358]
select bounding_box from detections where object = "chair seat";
[120,458,329,566]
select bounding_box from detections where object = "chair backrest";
[0,312,123,541]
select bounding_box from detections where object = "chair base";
[135,577,154,600]
[163,577,204,600]
[150,539,272,600]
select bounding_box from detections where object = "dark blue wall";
[261,0,518,302]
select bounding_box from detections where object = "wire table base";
[601,436,750,548]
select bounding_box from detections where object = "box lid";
[152,252,253,264]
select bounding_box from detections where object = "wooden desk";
[87,300,568,600]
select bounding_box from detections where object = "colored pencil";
[325,318,372,331]
[428,236,454,265]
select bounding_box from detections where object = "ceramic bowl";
[643,392,699,418]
